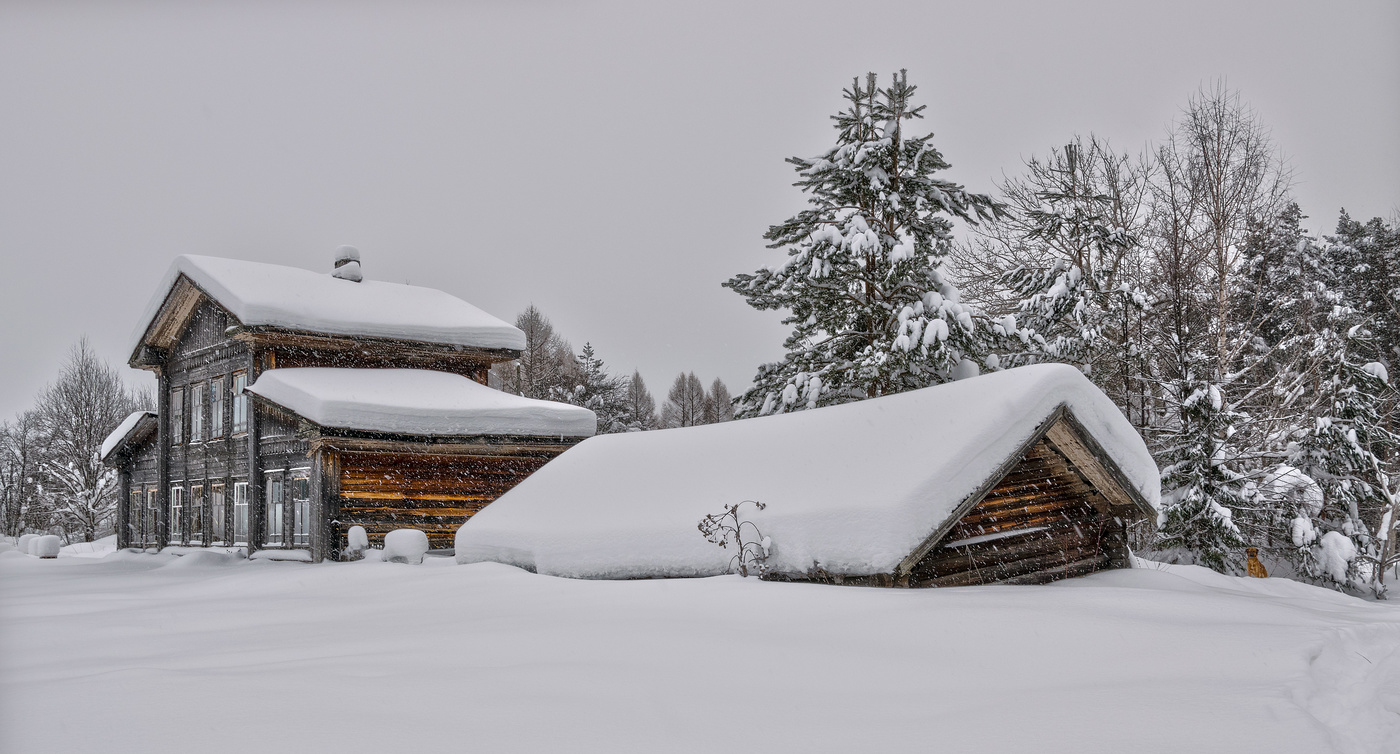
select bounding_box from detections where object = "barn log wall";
[907,440,1130,587]
[334,448,562,551]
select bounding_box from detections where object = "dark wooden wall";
[908,440,1130,587]
[162,300,259,546]
[333,449,560,551]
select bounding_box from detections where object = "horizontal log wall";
[336,449,560,550]
[909,440,1128,587]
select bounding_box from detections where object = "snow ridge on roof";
[455,364,1160,580]
[246,368,596,438]
[130,255,526,355]
[100,411,157,462]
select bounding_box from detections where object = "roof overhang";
[100,411,159,466]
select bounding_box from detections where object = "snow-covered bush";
[34,535,60,558]
[382,529,428,565]
[17,534,37,555]
[343,525,369,561]
[697,500,771,577]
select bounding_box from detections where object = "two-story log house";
[101,249,594,561]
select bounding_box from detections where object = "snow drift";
[456,363,1159,579]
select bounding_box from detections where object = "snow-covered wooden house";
[101,250,595,561]
[455,364,1159,587]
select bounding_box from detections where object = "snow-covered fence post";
[698,500,771,577]
[342,525,369,561]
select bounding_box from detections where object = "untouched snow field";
[2,551,1398,754]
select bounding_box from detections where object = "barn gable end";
[897,407,1149,587]
[908,439,1132,587]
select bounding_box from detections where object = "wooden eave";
[129,273,523,370]
[130,275,209,370]
[893,403,1154,579]
[244,392,586,459]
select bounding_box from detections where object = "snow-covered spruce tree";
[1331,212,1400,365]
[724,71,1002,416]
[1287,310,1398,592]
[1155,344,1249,572]
[1001,139,1148,384]
[555,343,631,434]
[1222,205,1333,551]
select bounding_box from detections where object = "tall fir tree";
[623,370,659,431]
[703,378,735,423]
[1002,139,1148,386]
[724,70,1001,417]
[1286,298,1398,591]
[556,343,631,434]
[1155,344,1248,572]
[493,305,576,400]
[663,372,706,428]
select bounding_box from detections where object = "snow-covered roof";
[130,255,525,356]
[245,368,596,438]
[455,364,1159,580]
[100,411,158,462]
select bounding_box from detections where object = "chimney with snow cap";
[332,245,362,282]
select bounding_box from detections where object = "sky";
[2,0,1397,421]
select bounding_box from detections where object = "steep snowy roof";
[130,255,525,355]
[245,368,596,438]
[455,364,1159,579]
[100,411,158,462]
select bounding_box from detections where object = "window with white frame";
[211,483,226,544]
[232,372,248,433]
[189,484,204,543]
[128,488,142,544]
[264,475,284,546]
[190,383,205,443]
[210,377,224,438]
[233,482,249,545]
[145,487,158,546]
[291,475,310,547]
[170,485,185,542]
[171,387,185,444]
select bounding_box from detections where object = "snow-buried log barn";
[456,364,1160,587]
[103,251,594,561]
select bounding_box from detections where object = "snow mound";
[16,534,37,555]
[34,536,61,558]
[129,254,526,355]
[456,363,1158,579]
[383,529,429,564]
[158,550,242,569]
[246,368,596,437]
[59,535,118,558]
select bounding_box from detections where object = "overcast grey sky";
[2,0,1397,420]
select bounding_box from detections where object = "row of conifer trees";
[490,304,734,433]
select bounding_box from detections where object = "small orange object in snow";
[1245,547,1268,578]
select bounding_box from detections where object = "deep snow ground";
[2,550,1398,754]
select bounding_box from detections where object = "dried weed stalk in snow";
[698,500,771,577]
